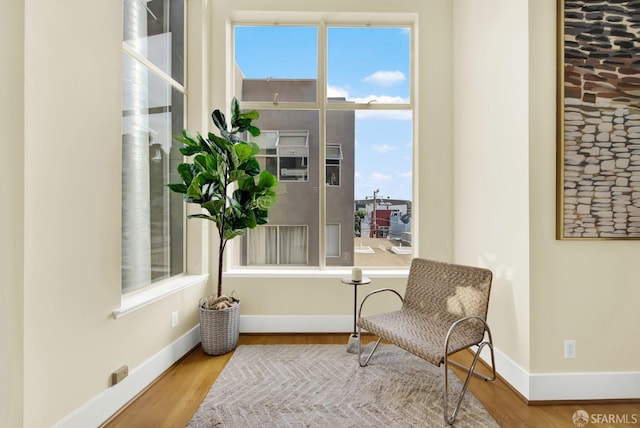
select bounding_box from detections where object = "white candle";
[352,267,362,282]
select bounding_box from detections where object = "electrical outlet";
[171,311,179,328]
[564,340,576,359]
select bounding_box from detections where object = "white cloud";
[350,94,408,104]
[327,85,349,98]
[370,172,392,181]
[398,171,412,179]
[363,70,405,87]
[372,144,396,154]
[324,87,412,120]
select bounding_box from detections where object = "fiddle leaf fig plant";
[168,97,277,307]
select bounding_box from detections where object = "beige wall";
[453,0,531,370]
[454,0,640,376]
[1,1,25,426]
[529,0,640,373]
[19,1,208,426]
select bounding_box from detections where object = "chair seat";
[357,308,485,366]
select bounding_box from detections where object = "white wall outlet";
[171,311,179,328]
[564,339,576,359]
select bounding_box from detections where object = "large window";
[121,0,185,293]
[234,23,413,268]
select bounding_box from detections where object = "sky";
[234,26,412,201]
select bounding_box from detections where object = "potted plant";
[168,97,277,355]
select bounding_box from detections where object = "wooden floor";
[103,334,640,428]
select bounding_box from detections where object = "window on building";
[326,224,341,257]
[234,23,413,268]
[121,0,185,293]
[251,130,309,181]
[326,145,342,186]
[247,225,308,265]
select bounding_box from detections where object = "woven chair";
[356,258,496,425]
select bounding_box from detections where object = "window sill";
[224,267,408,279]
[114,274,209,319]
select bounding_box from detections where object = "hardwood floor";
[102,334,640,428]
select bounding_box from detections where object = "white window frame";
[226,12,415,273]
[115,0,210,317]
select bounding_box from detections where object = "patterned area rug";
[189,344,499,428]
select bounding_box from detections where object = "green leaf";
[177,163,194,184]
[166,183,188,194]
[231,97,241,120]
[212,109,227,133]
[186,179,203,200]
[242,210,257,229]
[179,145,202,156]
[241,157,261,176]
[257,170,278,189]
[187,214,212,220]
[254,209,269,225]
[256,194,276,210]
[234,142,253,163]
[223,229,244,241]
[241,109,260,120]
[229,169,250,183]
[247,125,261,137]
[202,200,225,216]
[173,131,198,147]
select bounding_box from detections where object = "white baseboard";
[529,371,640,401]
[476,338,640,402]
[478,344,530,399]
[54,325,201,428]
[240,315,353,333]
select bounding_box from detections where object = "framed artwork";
[557,0,640,239]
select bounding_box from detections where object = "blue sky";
[235,26,412,201]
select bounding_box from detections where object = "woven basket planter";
[199,299,240,356]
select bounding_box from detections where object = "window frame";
[115,0,210,317]
[229,17,415,272]
[251,130,310,182]
[326,144,342,187]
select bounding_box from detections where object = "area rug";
[188,344,499,428]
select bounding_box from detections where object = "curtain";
[248,226,277,265]
[279,226,307,264]
[326,224,340,257]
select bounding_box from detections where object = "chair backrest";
[403,258,493,324]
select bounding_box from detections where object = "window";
[247,226,308,265]
[234,23,413,268]
[121,0,185,293]
[251,130,310,181]
[326,145,343,186]
[326,224,341,257]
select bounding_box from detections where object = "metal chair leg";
[443,341,495,425]
[443,316,496,425]
[357,325,382,367]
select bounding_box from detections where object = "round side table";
[341,276,371,353]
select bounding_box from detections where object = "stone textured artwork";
[559,0,640,238]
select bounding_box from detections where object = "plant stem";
[216,148,230,298]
